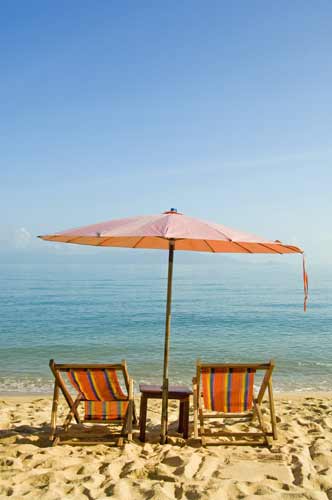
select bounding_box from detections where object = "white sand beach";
[1,393,332,499]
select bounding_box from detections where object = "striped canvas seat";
[201,367,256,413]
[193,361,277,447]
[66,368,128,421]
[49,360,135,445]
[85,401,129,421]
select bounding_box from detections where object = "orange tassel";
[303,254,308,312]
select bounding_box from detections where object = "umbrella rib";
[95,236,151,248]
[258,243,283,254]
[281,244,303,254]
[65,237,82,244]
[204,240,216,252]
[97,237,114,246]
[45,235,63,241]
[231,242,253,253]
[133,236,145,248]
[40,235,56,241]
[211,229,232,241]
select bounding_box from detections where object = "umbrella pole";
[160,239,175,444]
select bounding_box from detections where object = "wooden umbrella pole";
[160,239,175,444]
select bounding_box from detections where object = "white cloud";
[13,227,32,248]
[0,226,35,249]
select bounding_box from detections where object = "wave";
[0,375,330,395]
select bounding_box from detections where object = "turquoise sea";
[0,256,331,394]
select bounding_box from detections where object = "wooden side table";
[139,384,192,442]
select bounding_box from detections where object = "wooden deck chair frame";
[193,360,277,447]
[49,359,136,446]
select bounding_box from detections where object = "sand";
[0,393,332,499]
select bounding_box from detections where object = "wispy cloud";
[13,227,32,248]
[0,226,34,249]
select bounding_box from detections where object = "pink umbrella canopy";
[39,209,303,254]
[39,209,308,443]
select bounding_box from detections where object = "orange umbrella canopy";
[39,209,303,255]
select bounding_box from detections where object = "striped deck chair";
[193,360,277,446]
[49,359,136,446]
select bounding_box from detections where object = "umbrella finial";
[164,208,180,214]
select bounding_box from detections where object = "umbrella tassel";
[302,254,309,312]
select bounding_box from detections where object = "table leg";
[139,395,148,442]
[178,400,184,433]
[183,398,189,439]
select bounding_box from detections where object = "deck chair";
[49,359,136,446]
[193,360,277,447]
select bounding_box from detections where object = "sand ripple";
[0,394,331,499]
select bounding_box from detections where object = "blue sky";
[1,1,331,266]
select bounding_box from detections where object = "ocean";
[0,256,331,394]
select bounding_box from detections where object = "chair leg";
[199,408,206,446]
[63,396,81,431]
[194,412,198,439]
[127,402,133,441]
[120,419,126,435]
[119,414,127,446]
[193,379,198,439]
[197,386,206,446]
[197,385,206,446]
[251,391,257,422]
[255,401,271,447]
[125,378,134,441]
[268,380,278,440]
[52,436,60,446]
[50,382,59,442]
[117,435,124,447]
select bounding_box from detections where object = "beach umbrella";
[39,209,308,443]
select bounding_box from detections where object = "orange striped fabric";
[201,367,255,412]
[67,369,127,401]
[84,401,129,421]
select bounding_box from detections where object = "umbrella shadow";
[0,424,51,448]
[1,419,244,448]
[0,422,148,448]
